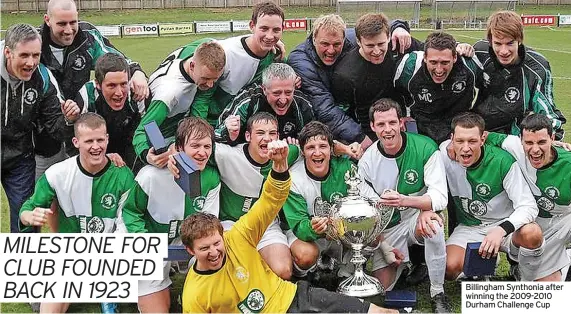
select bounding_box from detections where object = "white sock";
[518,241,544,281]
[424,221,446,293]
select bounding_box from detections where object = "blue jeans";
[1,154,36,233]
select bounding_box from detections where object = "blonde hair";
[312,14,346,40]
[487,11,524,43]
[194,41,226,72]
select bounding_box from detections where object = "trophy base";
[337,273,384,298]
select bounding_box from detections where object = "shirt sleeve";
[121,182,150,233]
[132,100,170,160]
[19,174,57,232]
[282,190,319,242]
[423,151,448,212]
[502,163,539,232]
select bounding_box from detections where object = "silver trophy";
[315,165,394,297]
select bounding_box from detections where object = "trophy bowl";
[322,167,395,298]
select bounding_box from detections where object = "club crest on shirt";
[475,183,491,197]
[193,196,206,211]
[72,55,87,70]
[235,266,249,283]
[23,88,38,105]
[282,122,295,135]
[404,169,419,185]
[452,81,466,93]
[504,87,520,104]
[544,186,560,200]
[101,193,117,210]
[329,192,344,204]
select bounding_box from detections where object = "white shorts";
[446,223,512,254]
[222,219,287,250]
[138,260,172,297]
[372,210,423,271]
[535,214,571,279]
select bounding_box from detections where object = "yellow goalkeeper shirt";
[182,172,297,313]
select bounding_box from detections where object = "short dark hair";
[355,13,390,40]
[369,98,402,123]
[74,112,107,136]
[424,32,457,57]
[94,53,129,85]
[520,113,553,137]
[298,121,334,151]
[246,112,278,133]
[251,1,284,25]
[175,117,214,151]
[180,213,223,250]
[451,112,485,135]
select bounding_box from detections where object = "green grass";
[2,4,571,27]
[2,5,571,313]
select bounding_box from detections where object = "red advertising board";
[284,19,307,31]
[522,15,557,26]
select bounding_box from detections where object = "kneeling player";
[181,141,399,313]
[358,99,450,313]
[282,121,400,280]
[20,113,135,313]
[485,114,570,281]
[121,117,220,312]
[442,112,544,282]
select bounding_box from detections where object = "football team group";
[1,0,570,313]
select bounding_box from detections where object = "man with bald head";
[35,0,148,178]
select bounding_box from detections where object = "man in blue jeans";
[1,23,77,233]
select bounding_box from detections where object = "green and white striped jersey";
[20,156,134,233]
[121,165,220,244]
[439,139,538,230]
[486,132,571,218]
[358,133,448,228]
[282,157,354,242]
[133,38,210,160]
[158,35,278,126]
[214,143,300,222]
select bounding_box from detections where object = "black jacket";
[287,21,410,144]
[36,21,143,157]
[394,52,484,144]
[331,38,424,141]
[72,80,145,170]
[473,40,566,139]
[214,84,314,145]
[1,41,69,168]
